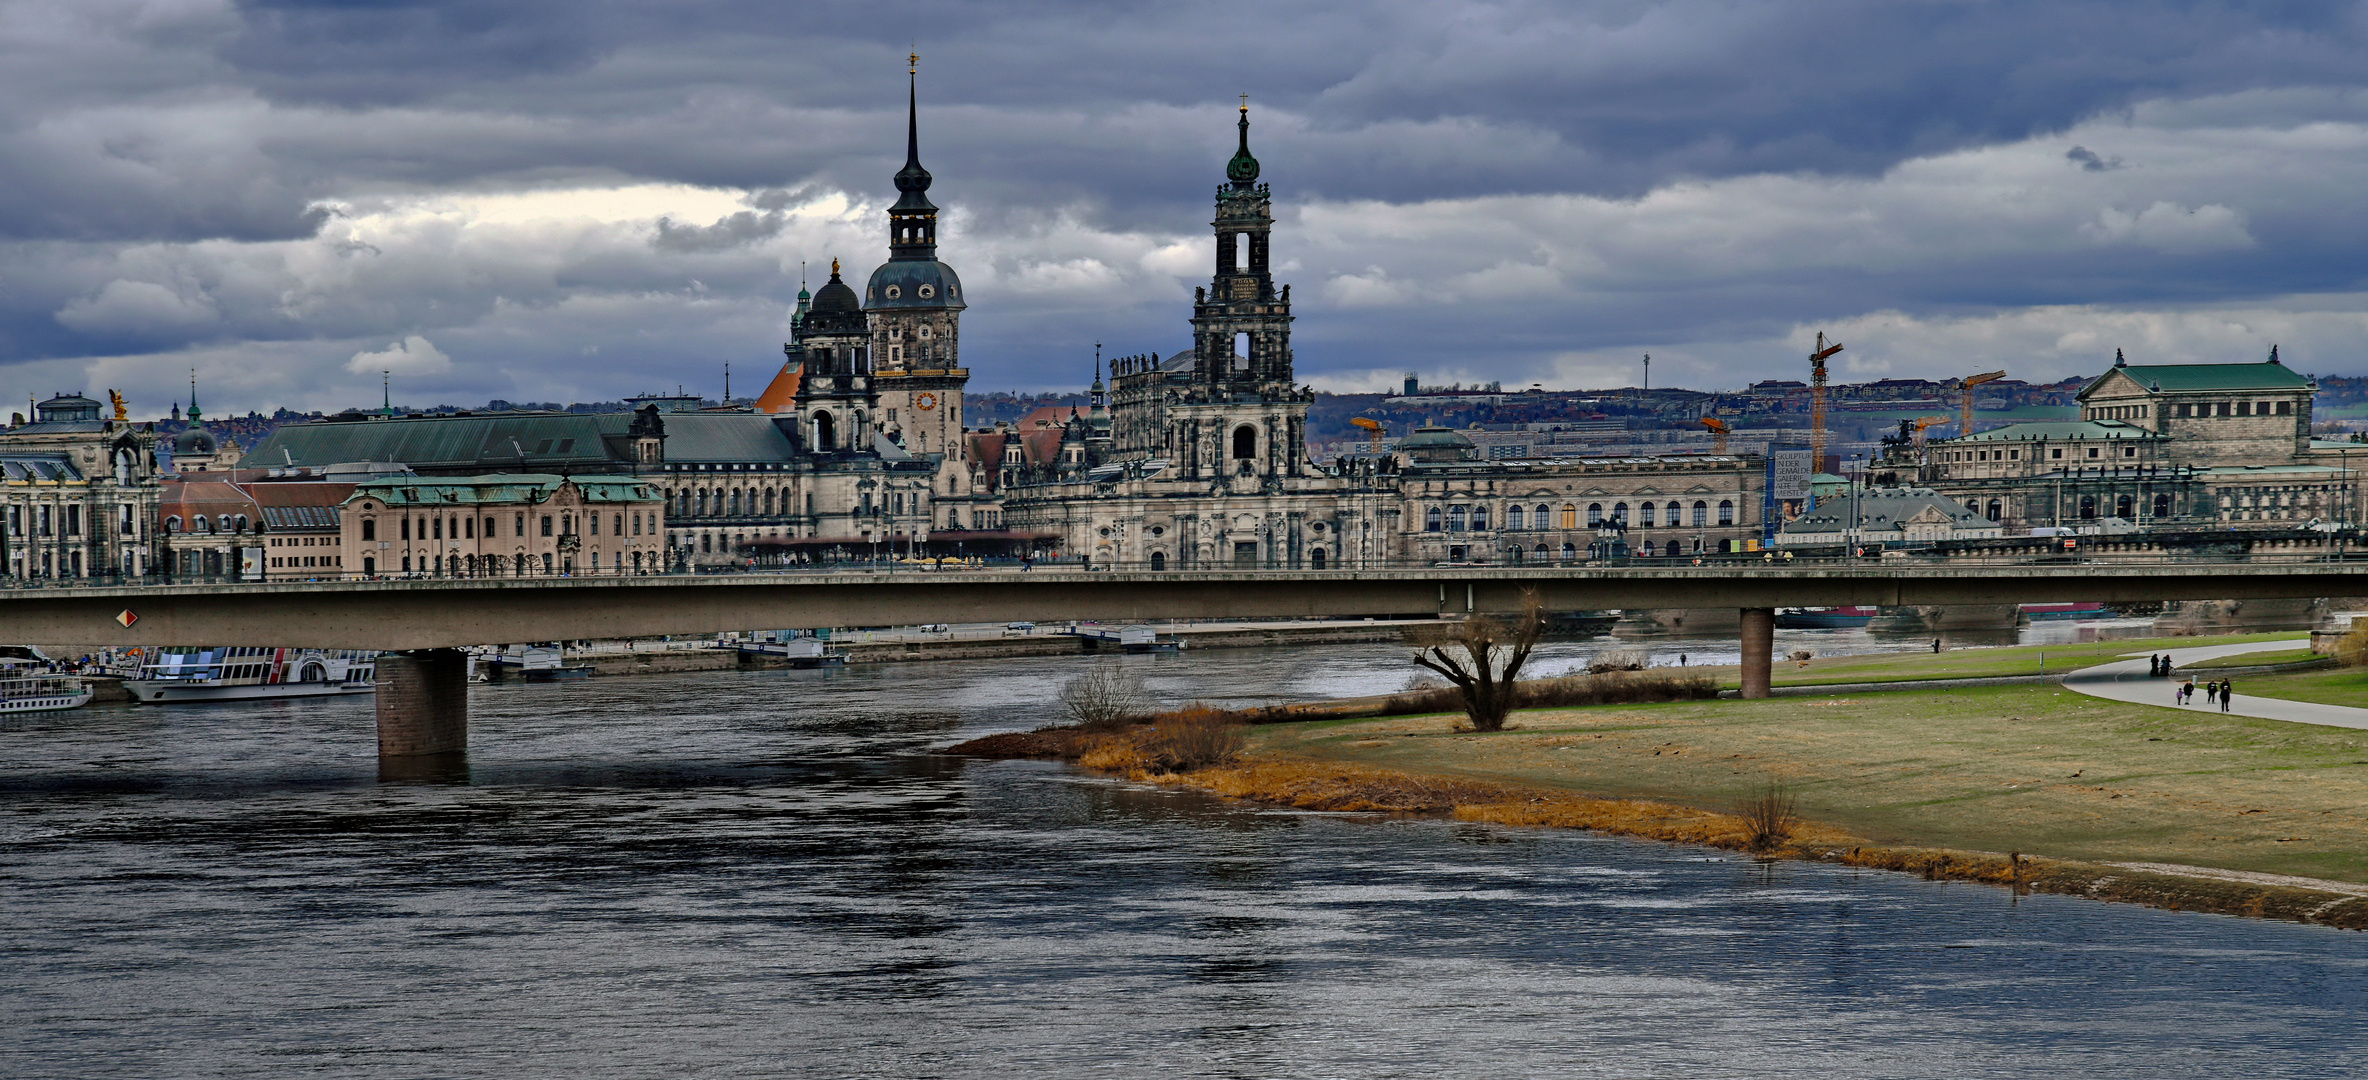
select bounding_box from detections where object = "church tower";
[792,260,879,455]
[1191,99,1295,395]
[866,54,969,464]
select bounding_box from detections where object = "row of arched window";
[163,513,249,534]
[1423,500,1735,532]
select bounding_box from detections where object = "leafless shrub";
[1735,782,1798,854]
[1788,649,1816,663]
[1408,590,1546,732]
[1061,662,1147,730]
[1402,672,1448,692]
[1586,648,1648,674]
[1143,704,1247,772]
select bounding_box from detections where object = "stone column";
[1739,607,1775,700]
[376,649,470,772]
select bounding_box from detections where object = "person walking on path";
[2221,678,2235,712]
[2181,678,2194,705]
[2206,681,2219,706]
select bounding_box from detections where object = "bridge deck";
[3,561,2364,650]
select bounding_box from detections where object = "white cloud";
[54,278,217,333]
[346,334,451,375]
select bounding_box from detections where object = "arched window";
[1506,505,1525,530]
[1534,504,1551,528]
[1560,542,1577,560]
[2153,493,2171,518]
[1232,425,1257,459]
[1691,501,1708,527]
[814,411,837,452]
[1471,504,1489,531]
[2115,494,2134,519]
[1640,540,1656,557]
[1534,544,1550,558]
[1987,499,2002,521]
[2080,494,2097,519]
[1447,505,1467,532]
[1150,551,1166,570]
[165,515,181,533]
[542,553,554,573]
[1425,506,1442,532]
[1665,501,1681,524]
[235,514,249,533]
[1640,503,1656,528]
[1611,502,1629,524]
[1506,545,1523,563]
[1718,500,1735,526]
[1309,548,1325,570]
[361,519,376,541]
[1587,503,1603,526]
[1559,504,1578,529]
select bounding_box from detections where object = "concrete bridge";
[8,559,2362,771]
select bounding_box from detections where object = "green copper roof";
[2082,361,2313,398]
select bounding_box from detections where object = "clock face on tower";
[915,392,939,411]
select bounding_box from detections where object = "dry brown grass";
[1074,703,1247,775]
[1519,669,1720,708]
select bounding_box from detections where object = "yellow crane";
[1699,416,1730,454]
[1349,416,1386,451]
[1958,370,2005,437]
[1809,332,1843,469]
[1909,415,1950,445]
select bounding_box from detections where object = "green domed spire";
[1226,96,1260,186]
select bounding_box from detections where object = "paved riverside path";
[2062,641,2368,732]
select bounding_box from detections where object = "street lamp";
[1847,453,1865,557]
[856,477,879,570]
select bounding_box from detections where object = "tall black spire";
[1226,94,1260,188]
[888,53,938,260]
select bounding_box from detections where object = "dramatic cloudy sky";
[9,0,2368,416]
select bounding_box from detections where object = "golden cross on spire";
[909,51,919,74]
[1239,92,1248,113]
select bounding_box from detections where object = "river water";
[5,639,2364,1078]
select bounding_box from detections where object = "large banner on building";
[1769,446,1813,501]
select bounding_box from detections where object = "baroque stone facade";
[994,107,1770,566]
[1,393,163,580]
[1910,349,2352,530]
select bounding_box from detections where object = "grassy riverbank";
[1075,676,2368,928]
[1753,630,2305,687]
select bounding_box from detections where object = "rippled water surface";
[5,644,2365,1078]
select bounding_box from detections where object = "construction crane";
[1957,370,2006,437]
[1349,416,1386,452]
[1809,332,1844,469]
[1909,415,1949,445]
[1699,416,1730,454]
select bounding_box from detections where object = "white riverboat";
[0,668,93,713]
[124,647,377,704]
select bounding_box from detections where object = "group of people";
[2175,675,2235,711]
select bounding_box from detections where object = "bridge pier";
[376,649,470,779]
[1739,607,1774,699]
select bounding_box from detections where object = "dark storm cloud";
[9,0,2368,407]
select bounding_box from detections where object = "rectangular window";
[432,518,442,540]
[65,506,80,536]
[2277,401,2294,415]
[362,520,375,541]
[590,514,599,536]
[464,516,474,539]
[632,514,641,536]
[2217,402,2231,417]
[614,514,624,535]
[6,506,17,536]
[39,505,51,537]
[541,515,553,537]
[516,513,526,536]
[2051,448,2063,459]
[2237,402,2252,416]
[401,518,411,541]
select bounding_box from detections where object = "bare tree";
[1061,662,1147,730]
[1409,589,1545,731]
